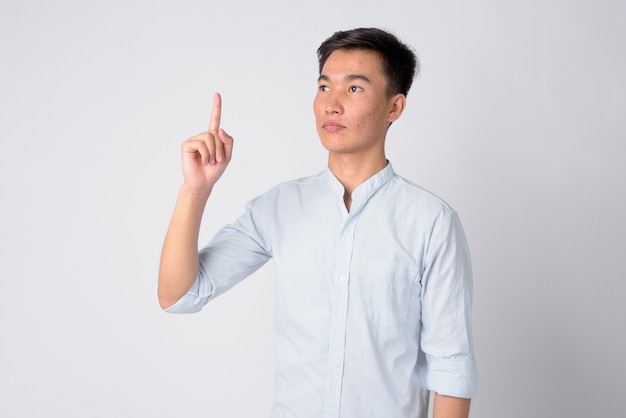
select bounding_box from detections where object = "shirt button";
[333,328,343,336]
[339,275,346,282]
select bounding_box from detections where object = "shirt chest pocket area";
[361,260,420,328]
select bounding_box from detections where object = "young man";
[159,28,477,418]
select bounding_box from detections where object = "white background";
[1,1,625,417]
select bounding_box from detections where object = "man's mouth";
[322,121,345,132]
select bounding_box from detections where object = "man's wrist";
[179,183,212,201]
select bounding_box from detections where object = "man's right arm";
[158,93,234,309]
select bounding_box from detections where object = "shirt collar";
[323,161,395,208]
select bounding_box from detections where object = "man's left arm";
[420,211,477,408]
[433,393,471,418]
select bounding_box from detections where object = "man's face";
[314,48,403,158]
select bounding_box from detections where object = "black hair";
[317,27,419,97]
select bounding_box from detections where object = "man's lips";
[322,121,346,132]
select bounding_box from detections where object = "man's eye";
[319,85,329,92]
[349,86,363,92]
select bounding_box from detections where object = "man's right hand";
[158,93,234,309]
[181,92,233,194]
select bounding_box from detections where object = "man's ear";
[387,93,407,123]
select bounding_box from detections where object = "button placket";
[322,215,357,418]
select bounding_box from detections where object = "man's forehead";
[320,48,384,78]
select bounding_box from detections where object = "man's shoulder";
[387,172,457,216]
[247,170,326,205]
[265,171,325,194]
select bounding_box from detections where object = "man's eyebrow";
[317,75,329,83]
[345,74,371,83]
[317,74,372,83]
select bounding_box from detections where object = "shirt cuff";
[427,357,477,398]
[163,275,213,314]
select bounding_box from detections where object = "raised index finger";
[208,92,222,132]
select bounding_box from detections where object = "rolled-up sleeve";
[427,357,477,398]
[420,211,477,398]
[164,195,273,314]
[164,273,213,314]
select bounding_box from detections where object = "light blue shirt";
[166,163,477,417]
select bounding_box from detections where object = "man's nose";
[325,92,343,114]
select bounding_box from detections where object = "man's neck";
[328,152,388,211]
